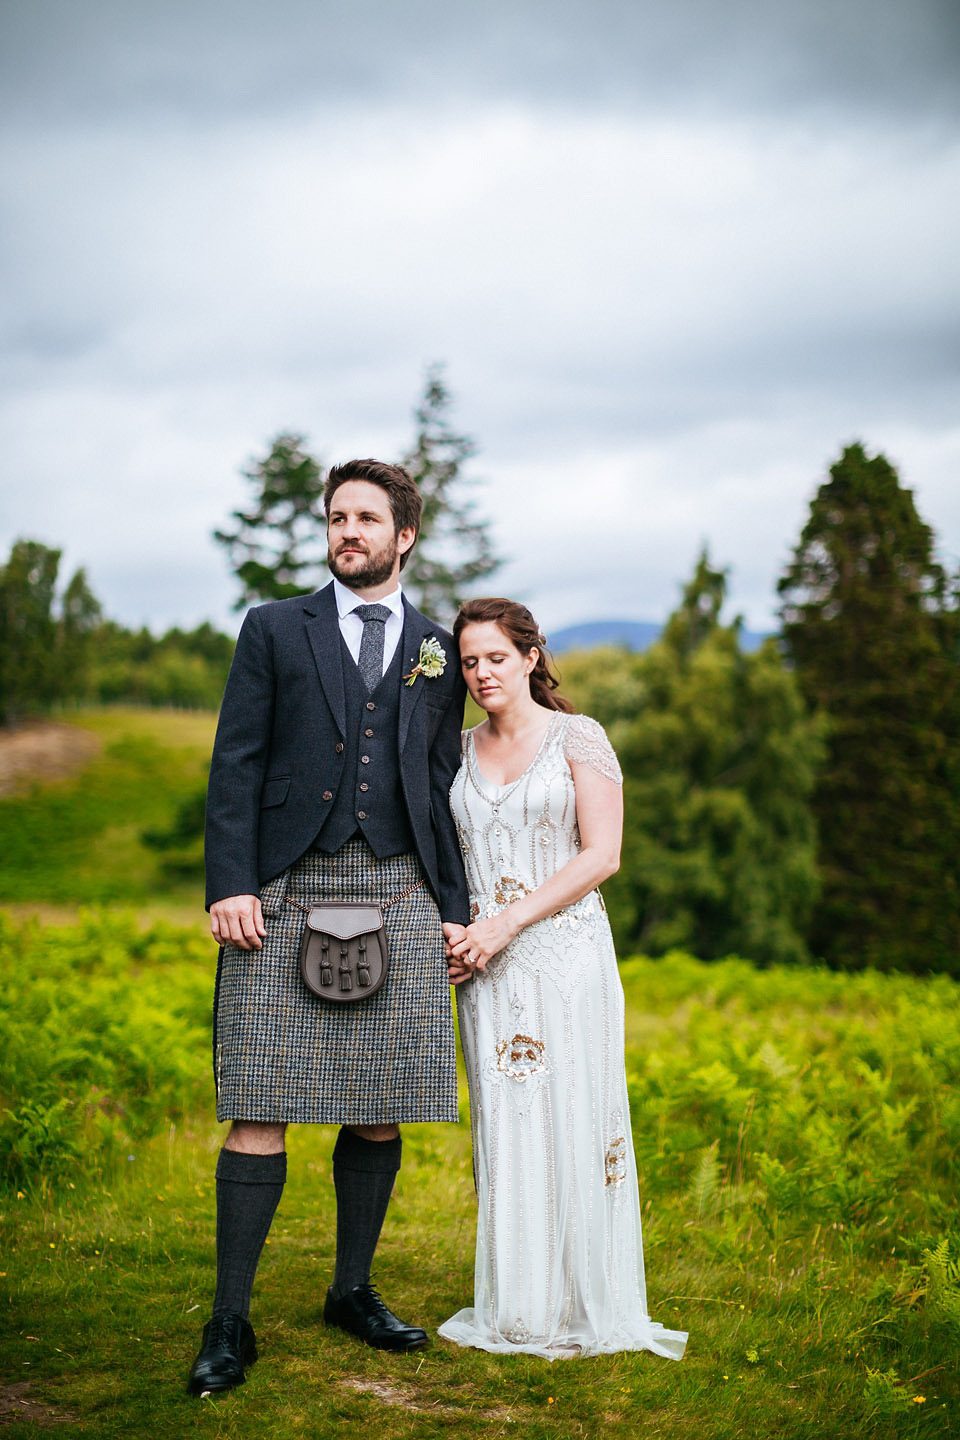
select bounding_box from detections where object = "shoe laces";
[206,1312,242,1344]
[354,1283,390,1316]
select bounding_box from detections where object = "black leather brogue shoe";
[186,1312,258,1395]
[323,1284,428,1352]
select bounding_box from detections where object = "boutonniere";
[404,636,447,686]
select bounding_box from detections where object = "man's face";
[326,479,415,591]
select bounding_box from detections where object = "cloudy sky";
[1,0,958,638]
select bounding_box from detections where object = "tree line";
[2,381,957,974]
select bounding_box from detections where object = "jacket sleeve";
[204,606,275,908]
[429,667,471,927]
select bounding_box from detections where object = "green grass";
[1,714,957,1436]
[0,708,213,912]
[2,926,958,1439]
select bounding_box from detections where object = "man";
[187,458,469,1395]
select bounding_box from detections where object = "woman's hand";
[448,911,520,977]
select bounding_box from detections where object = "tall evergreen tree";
[57,568,102,699]
[778,442,960,974]
[564,552,824,965]
[214,433,327,608]
[0,540,102,724]
[215,370,500,618]
[0,540,63,723]
[400,365,501,622]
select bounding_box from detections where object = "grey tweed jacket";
[204,582,470,925]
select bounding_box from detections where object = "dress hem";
[437,1311,687,1362]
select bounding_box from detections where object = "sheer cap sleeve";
[561,713,623,785]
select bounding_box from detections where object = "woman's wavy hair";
[454,598,575,713]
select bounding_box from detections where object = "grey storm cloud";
[0,0,958,636]
[1,0,958,125]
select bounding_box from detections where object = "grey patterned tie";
[354,604,392,692]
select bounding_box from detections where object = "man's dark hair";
[323,459,422,570]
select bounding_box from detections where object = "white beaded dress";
[438,711,687,1361]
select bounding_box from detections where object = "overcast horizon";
[1,0,958,638]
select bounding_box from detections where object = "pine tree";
[401,365,501,622]
[215,370,500,618]
[0,541,102,724]
[214,433,327,608]
[777,442,960,974]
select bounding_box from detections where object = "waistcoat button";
[335,742,344,753]
[366,701,376,711]
[364,728,374,737]
[357,810,367,820]
[361,755,370,764]
[322,790,333,801]
[359,782,369,792]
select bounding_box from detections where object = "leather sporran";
[298,902,389,1002]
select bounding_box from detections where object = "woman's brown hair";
[454,598,575,713]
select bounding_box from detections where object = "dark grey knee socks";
[212,1147,287,1319]
[331,1128,402,1299]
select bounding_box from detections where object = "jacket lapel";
[303,583,347,738]
[398,600,435,754]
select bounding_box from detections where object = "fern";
[923,1237,960,1330]
[687,1138,720,1218]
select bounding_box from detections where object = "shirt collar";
[333,575,404,621]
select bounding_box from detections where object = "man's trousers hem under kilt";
[212,840,459,1126]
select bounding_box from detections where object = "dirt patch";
[0,722,101,797]
[0,1382,77,1426]
[340,1377,511,1420]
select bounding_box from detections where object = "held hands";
[210,895,266,950]
[442,912,520,984]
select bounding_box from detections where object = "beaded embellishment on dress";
[438,712,688,1362]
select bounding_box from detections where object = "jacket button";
[361,755,370,764]
[359,782,369,792]
[366,701,376,711]
[335,742,344,753]
[364,728,374,737]
[322,790,333,801]
[357,810,367,821]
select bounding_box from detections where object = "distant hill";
[547,619,770,654]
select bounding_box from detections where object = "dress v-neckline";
[468,711,562,796]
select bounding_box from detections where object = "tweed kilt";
[213,840,458,1125]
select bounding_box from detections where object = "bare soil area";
[0,721,101,797]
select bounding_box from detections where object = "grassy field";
[0,708,213,919]
[1,711,958,1438]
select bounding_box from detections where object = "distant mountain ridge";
[546,618,769,654]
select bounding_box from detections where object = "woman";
[438,598,687,1361]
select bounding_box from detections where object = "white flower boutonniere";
[404,636,447,687]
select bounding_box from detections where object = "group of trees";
[561,443,958,975]
[2,368,957,978]
[562,555,826,968]
[0,541,101,726]
[0,548,235,724]
[0,369,498,724]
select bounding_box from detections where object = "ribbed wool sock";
[212,1147,287,1319]
[331,1128,402,1299]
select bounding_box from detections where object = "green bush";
[0,909,214,1190]
[622,952,960,1252]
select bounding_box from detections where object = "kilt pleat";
[213,840,458,1124]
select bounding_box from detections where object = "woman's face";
[458,621,538,714]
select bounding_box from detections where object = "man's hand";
[442,921,473,985]
[210,895,266,950]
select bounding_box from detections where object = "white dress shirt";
[333,577,405,677]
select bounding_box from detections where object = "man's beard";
[327,537,400,590]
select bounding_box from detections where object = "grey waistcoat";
[312,636,415,859]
